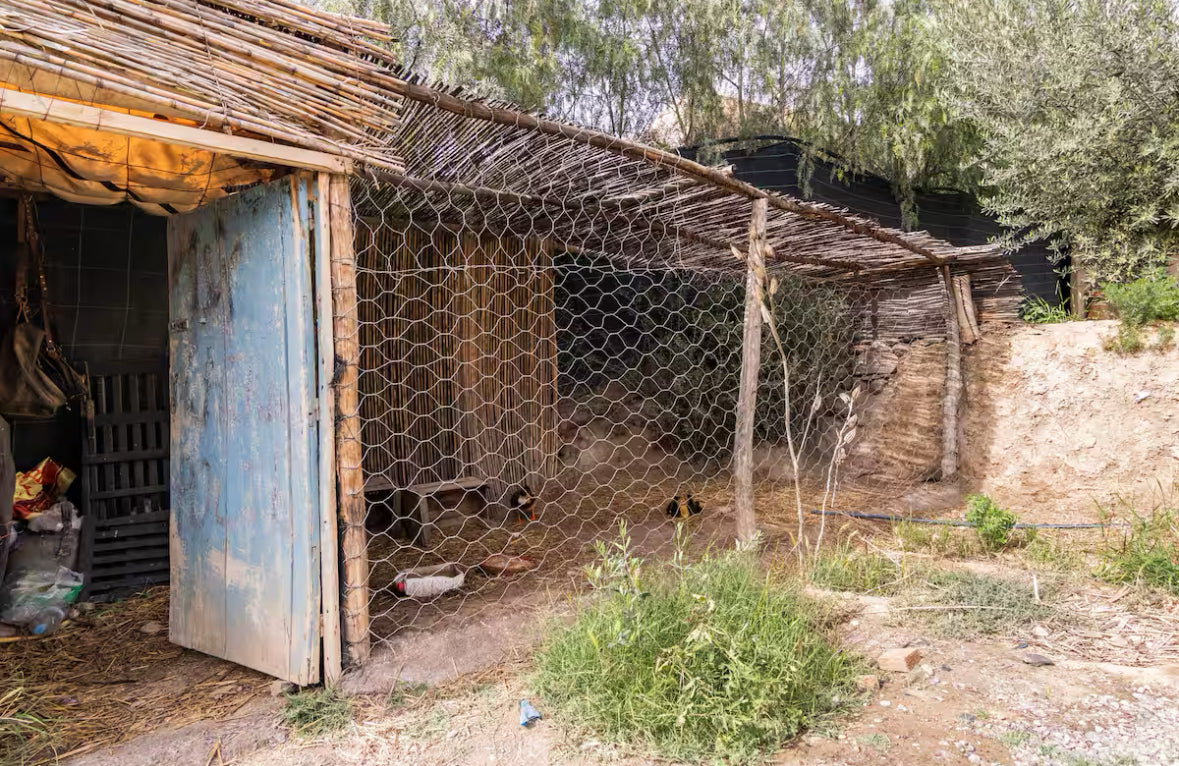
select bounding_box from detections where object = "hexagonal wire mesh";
[328,99,1021,656]
[336,181,990,654]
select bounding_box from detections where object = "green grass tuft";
[280,687,352,738]
[1020,296,1071,324]
[811,543,907,594]
[534,530,862,764]
[0,686,54,766]
[907,570,1054,639]
[1098,508,1179,595]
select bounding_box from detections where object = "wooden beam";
[940,266,963,481]
[953,275,981,345]
[0,87,351,175]
[314,172,343,684]
[327,173,371,665]
[733,197,767,543]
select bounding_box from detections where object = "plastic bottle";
[29,606,66,636]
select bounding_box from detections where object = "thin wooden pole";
[328,174,370,665]
[313,173,342,684]
[940,265,963,481]
[733,198,767,543]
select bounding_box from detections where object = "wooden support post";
[952,275,980,345]
[1070,264,1088,320]
[733,198,767,543]
[313,173,342,685]
[940,266,963,481]
[327,174,370,665]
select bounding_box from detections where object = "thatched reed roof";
[2,0,1018,296]
[0,0,407,169]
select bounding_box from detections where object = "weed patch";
[1102,272,1179,326]
[811,543,907,594]
[1098,508,1179,595]
[281,687,352,738]
[1021,296,1071,324]
[0,686,54,766]
[535,529,862,764]
[906,571,1053,639]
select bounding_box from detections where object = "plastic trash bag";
[0,565,83,628]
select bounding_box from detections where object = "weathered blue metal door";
[168,178,321,684]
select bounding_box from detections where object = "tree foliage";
[323,0,1179,276]
[936,0,1179,279]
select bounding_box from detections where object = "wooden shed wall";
[354,221,559,499]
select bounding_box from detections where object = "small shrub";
[965,495,1018,552]
[535,531,862,764]
[908,571,1053,638]
[1103,322,1146,354]
[811,543,906,594]
[1102,272,1179,326]
[1098,509,1179,595]
[1155,323,1175,350]
[280,687,352,738]
[1020,296,1071,324]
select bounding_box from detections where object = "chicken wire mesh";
[334,173,968,653]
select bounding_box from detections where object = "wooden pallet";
[78,361,170,599]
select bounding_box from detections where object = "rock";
[1135,390,1151,403]
[1033,625,1050,638]
[139,621,164,635]
[856,674,882,692]
[1022,653,1055,666]
[270,680,297,697]
[878,647,923,673]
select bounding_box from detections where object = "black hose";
[807,509,1109,529]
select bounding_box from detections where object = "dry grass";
[0,588,267,765]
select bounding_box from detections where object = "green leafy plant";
[1102,272,1179,326]
[535,531,862,764]
[1020,296,1071,324]
[965,494,1018,552]
[280,687,352,738]
[0,686,55,766]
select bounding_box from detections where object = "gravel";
[970,687,1179,766]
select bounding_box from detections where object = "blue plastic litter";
[519,699,542,727]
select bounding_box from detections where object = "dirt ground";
[963,320,1179,522]
[10,321,1178,765]
[58,569,1179,766]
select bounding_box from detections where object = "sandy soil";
[963,320,1179,522]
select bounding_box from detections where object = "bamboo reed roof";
[0,0,407,170]
[4,0,1018,291]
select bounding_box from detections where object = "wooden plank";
[940,266,963,480]
[96,510,171,527]
[98,521,169,540]
[0,87,351,174]
[83,449,170,465]
[732,198,767,544]
[90,412,169,426]
[280,175,323,684]
[91,484,168,501]
[329,173,371,665]
[168,178,230,669]
[314,171,343,686]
